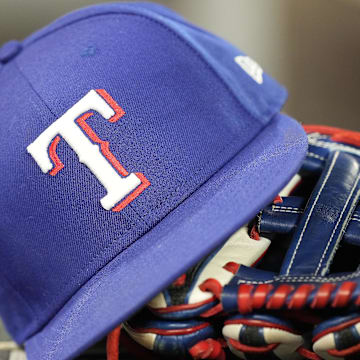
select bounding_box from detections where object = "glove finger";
[222,314,303,360]
[123,310,225,359]
[313,313,360,360]
[148,226,271,320]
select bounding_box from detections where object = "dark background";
[0,0,359,358]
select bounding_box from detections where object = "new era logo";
[27,90,150,211]
[234,55,263,84]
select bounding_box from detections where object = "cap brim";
[25,113,307,360]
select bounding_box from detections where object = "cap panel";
[156,18,286,122]
[181,29,286,121]
[21,3,286,123]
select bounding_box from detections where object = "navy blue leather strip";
[260,197,360,247]
[280,151,360,276]
[259,196,305,234]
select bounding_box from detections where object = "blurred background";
[1,0,359,130]
[0,0,359,358]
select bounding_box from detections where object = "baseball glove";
[122,125,360,360]
[123,219,272,359]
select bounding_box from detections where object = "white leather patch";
[313,333,338,360]
[27,90,142,210]
[9,350,27,360]
[264,328,303,360]
[0,341,20,351]
[123,323,156,351]
[222,323,243,340]
[234,55,263,84]
[222,324,246,359]
[188,226,270,304]
[148,292,167,309]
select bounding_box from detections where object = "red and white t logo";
[27,89,150,211]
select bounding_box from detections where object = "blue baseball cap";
[0,2,307,359]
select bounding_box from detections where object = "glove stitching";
[272,209,302,214]
[236,271,360,284]
[272,206,302,211]
[285,151,340,276]
[308,138,360,158]
[307,152,326,161]
[318,178,360,276]
[308,133,329,140]
[257,210,263,234]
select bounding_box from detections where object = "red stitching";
[266,284,293,310]
[49,136,64,176]
[252,284,273,310]
[200,303,223,318]
[224,318,297,333]
[172,274,186,287]
[250,225,260,240]
[331,281,356,308]
[237,284,254,313]
[107,326,121,360]
[200,279,222,299]
[273,195,283,204]
[228,339,278,354]
[297,347,322,360]
[112,173,150,212]
[310,283,336,309]
[189,339,225,360]
[328,342,360,357]
[223,262,240,274]
[132,323,209,336]
[238,280,358,313]
[96,89,125,123]
[149,296,216,314]
[288,284,315,310]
